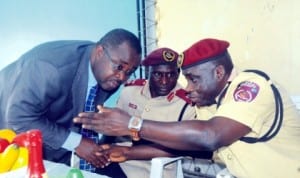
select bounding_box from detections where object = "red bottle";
[26,129,48,178]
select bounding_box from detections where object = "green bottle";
[66,168,84,178]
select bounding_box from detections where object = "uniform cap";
[178,38,230,69]
[142,47,179,66]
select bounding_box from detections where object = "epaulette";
[124,79,147,87]
[167,89,192,104]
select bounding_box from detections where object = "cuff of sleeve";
[61,131,82,151]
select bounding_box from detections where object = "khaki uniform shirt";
[117,79,196,178]
[196,70,300,178]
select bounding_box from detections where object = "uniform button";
[227,154,232,160]
[144,107,150,112]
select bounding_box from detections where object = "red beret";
[179,38,230,69]
[142,47,179,66]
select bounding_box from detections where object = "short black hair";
[97,28,142,55]
[211,52,233,74]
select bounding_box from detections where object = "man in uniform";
[75,38,300,178]
[99,47,197,178]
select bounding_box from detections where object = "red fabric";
[175,89,192,104]
[181,38,230,69]
[142,47,178,66]
[124,79,146,87]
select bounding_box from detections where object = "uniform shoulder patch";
[124,79,146,87]
[172,89,192,104]
[233,81,259,102]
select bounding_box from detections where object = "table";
[0,160,110,178]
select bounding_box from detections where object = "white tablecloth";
[0,160,110,178]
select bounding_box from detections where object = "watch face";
[129,117,142,130]
[128,117,143,141]
[132,117,140,127]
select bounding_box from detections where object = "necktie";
[79,85,99,172]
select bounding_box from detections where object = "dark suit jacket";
[0,40,113,163]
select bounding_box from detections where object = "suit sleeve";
[6,60,70,150]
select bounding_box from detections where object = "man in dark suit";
[0,28,141,178]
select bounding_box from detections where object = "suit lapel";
[71,46,92,117]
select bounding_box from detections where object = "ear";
[95,44,105,57]
[214,65,226,81]
[95,45,104,58]
[91,45,105,65]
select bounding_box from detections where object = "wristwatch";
[128,116,143,141]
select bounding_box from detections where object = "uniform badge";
[163,50,176,62]
[233,81,259,102]
[177,53,184,68]
[128,102,137,109]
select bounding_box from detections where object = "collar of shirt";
[86,60,97,100]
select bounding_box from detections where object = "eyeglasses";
[103,47,136,76]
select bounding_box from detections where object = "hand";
[75,137,109,168]
[73,106,131,137]
[96,144,130,163]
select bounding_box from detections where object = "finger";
[73,117,90,125]
[73,114,92,123]
[90,159,104,168]
[97,105,112,113]
[95,151,102,156]
[103,153,111,161]
[89,155,103,166]
[96,150,111,160]
[95,144,111,156]
[74,120,93,129]
[98,155,111,167]
[90,154,110,168]
[105,161,111,167]
[97,105,103,113]
[100,144,111,150]
[78,111,95,118]
[82,123,93,130]
[97,105,105,113]
[96,161,111,168]
[73,116,82,123]
[95,144,110,153]
[73,117,95,129]
[95,151,110,162]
